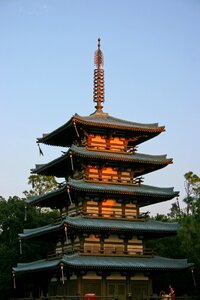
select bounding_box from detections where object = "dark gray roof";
[74,112,164,131]
[25,185,66,206]
[68,178,178,198]
[38,113,165,147]
[70,145,171,163]
[13,253,193,274]
[25,179,178,208]
[19,222,62,239]
[32,145,172,177]
[19,217,180,240]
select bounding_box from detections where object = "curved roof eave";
[31,145,172,175]
[74,113,165,132]
[25,185,66,206]
[37,116,73,145]
[13,254,193,274]
[25,180,179,207]
[37,114,165,147]
[68,179,179,198]
[19,217,180,240]
[70,145,172,164]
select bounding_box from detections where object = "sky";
[0,0,200,216]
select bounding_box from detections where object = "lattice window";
[84,234,101,253]
[88,135,107,150]
[120,170,132,183]
[127,239,143,255]
[86,166,99,181]
[104,235,124,254]
[85,200,99,216]
[102,200,122,218]
[124,203,137,219]
[101,167,118,182]
[110,137,126,151]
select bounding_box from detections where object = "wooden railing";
[47,247,155,260]
[54,211,149,222]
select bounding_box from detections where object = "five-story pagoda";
[13,39,193,299]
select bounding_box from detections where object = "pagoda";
[13,39,193,299]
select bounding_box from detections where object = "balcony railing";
[54,210,149,222]
[47,247,155,260]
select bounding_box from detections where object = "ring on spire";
[93,38,105,112]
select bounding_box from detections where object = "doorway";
[107,281,126,300]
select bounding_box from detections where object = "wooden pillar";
[122,202,125,218]
[77,274,82,295]
[136,205,139,219]
[98,200,102,216]
[126,276,131,298]
[124,238,128,254]
[80,234,84,253]
[101,275,107,299]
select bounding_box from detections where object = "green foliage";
[178,216,200,264]
[183,171,200,216]
[152,213,169,222]
[0,175,59,299]
[0,195,58,299]
[167,201,182,220]
[148,214,184,259]
[0,197,23,298]
[152,171,200,295]
[177,172,200,268]
[167,171,200,220]
[23,174,58,197]
[0,196,24,245]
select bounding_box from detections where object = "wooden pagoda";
[13,39,193,300]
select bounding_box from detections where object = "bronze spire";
[93,38,105,112]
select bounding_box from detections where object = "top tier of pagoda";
[37,39,165,149]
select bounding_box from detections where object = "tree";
[167,200,182,221]
[150,172,200,295]
[0,175,59,299]
[0,196,24,299]
[23,174,58,198]
[178,172,200,292]
[183,171,200,215]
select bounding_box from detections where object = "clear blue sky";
[0,0,199,215]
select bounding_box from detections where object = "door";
[131,281,149,300]
[107,281,126,300]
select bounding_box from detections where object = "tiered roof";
[32,145,172,177]
[25,179,178,208]
[14,254,193,274]
[19,218,180,240]
[37,112,165,147]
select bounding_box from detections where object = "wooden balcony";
[47,247,155,260]
[55,209,149,222]
[69,207,148,220]
[82,246,155,257]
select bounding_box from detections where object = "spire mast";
[93,38,105,112]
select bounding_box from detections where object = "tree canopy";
[0,175,59,299]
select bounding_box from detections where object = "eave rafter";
[13,254,193,274]
[19,217,180,241]
[32,145,172,178]
[25,179,179,209]
[37,113,165,148]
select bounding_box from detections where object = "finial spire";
[93,38,105,112]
